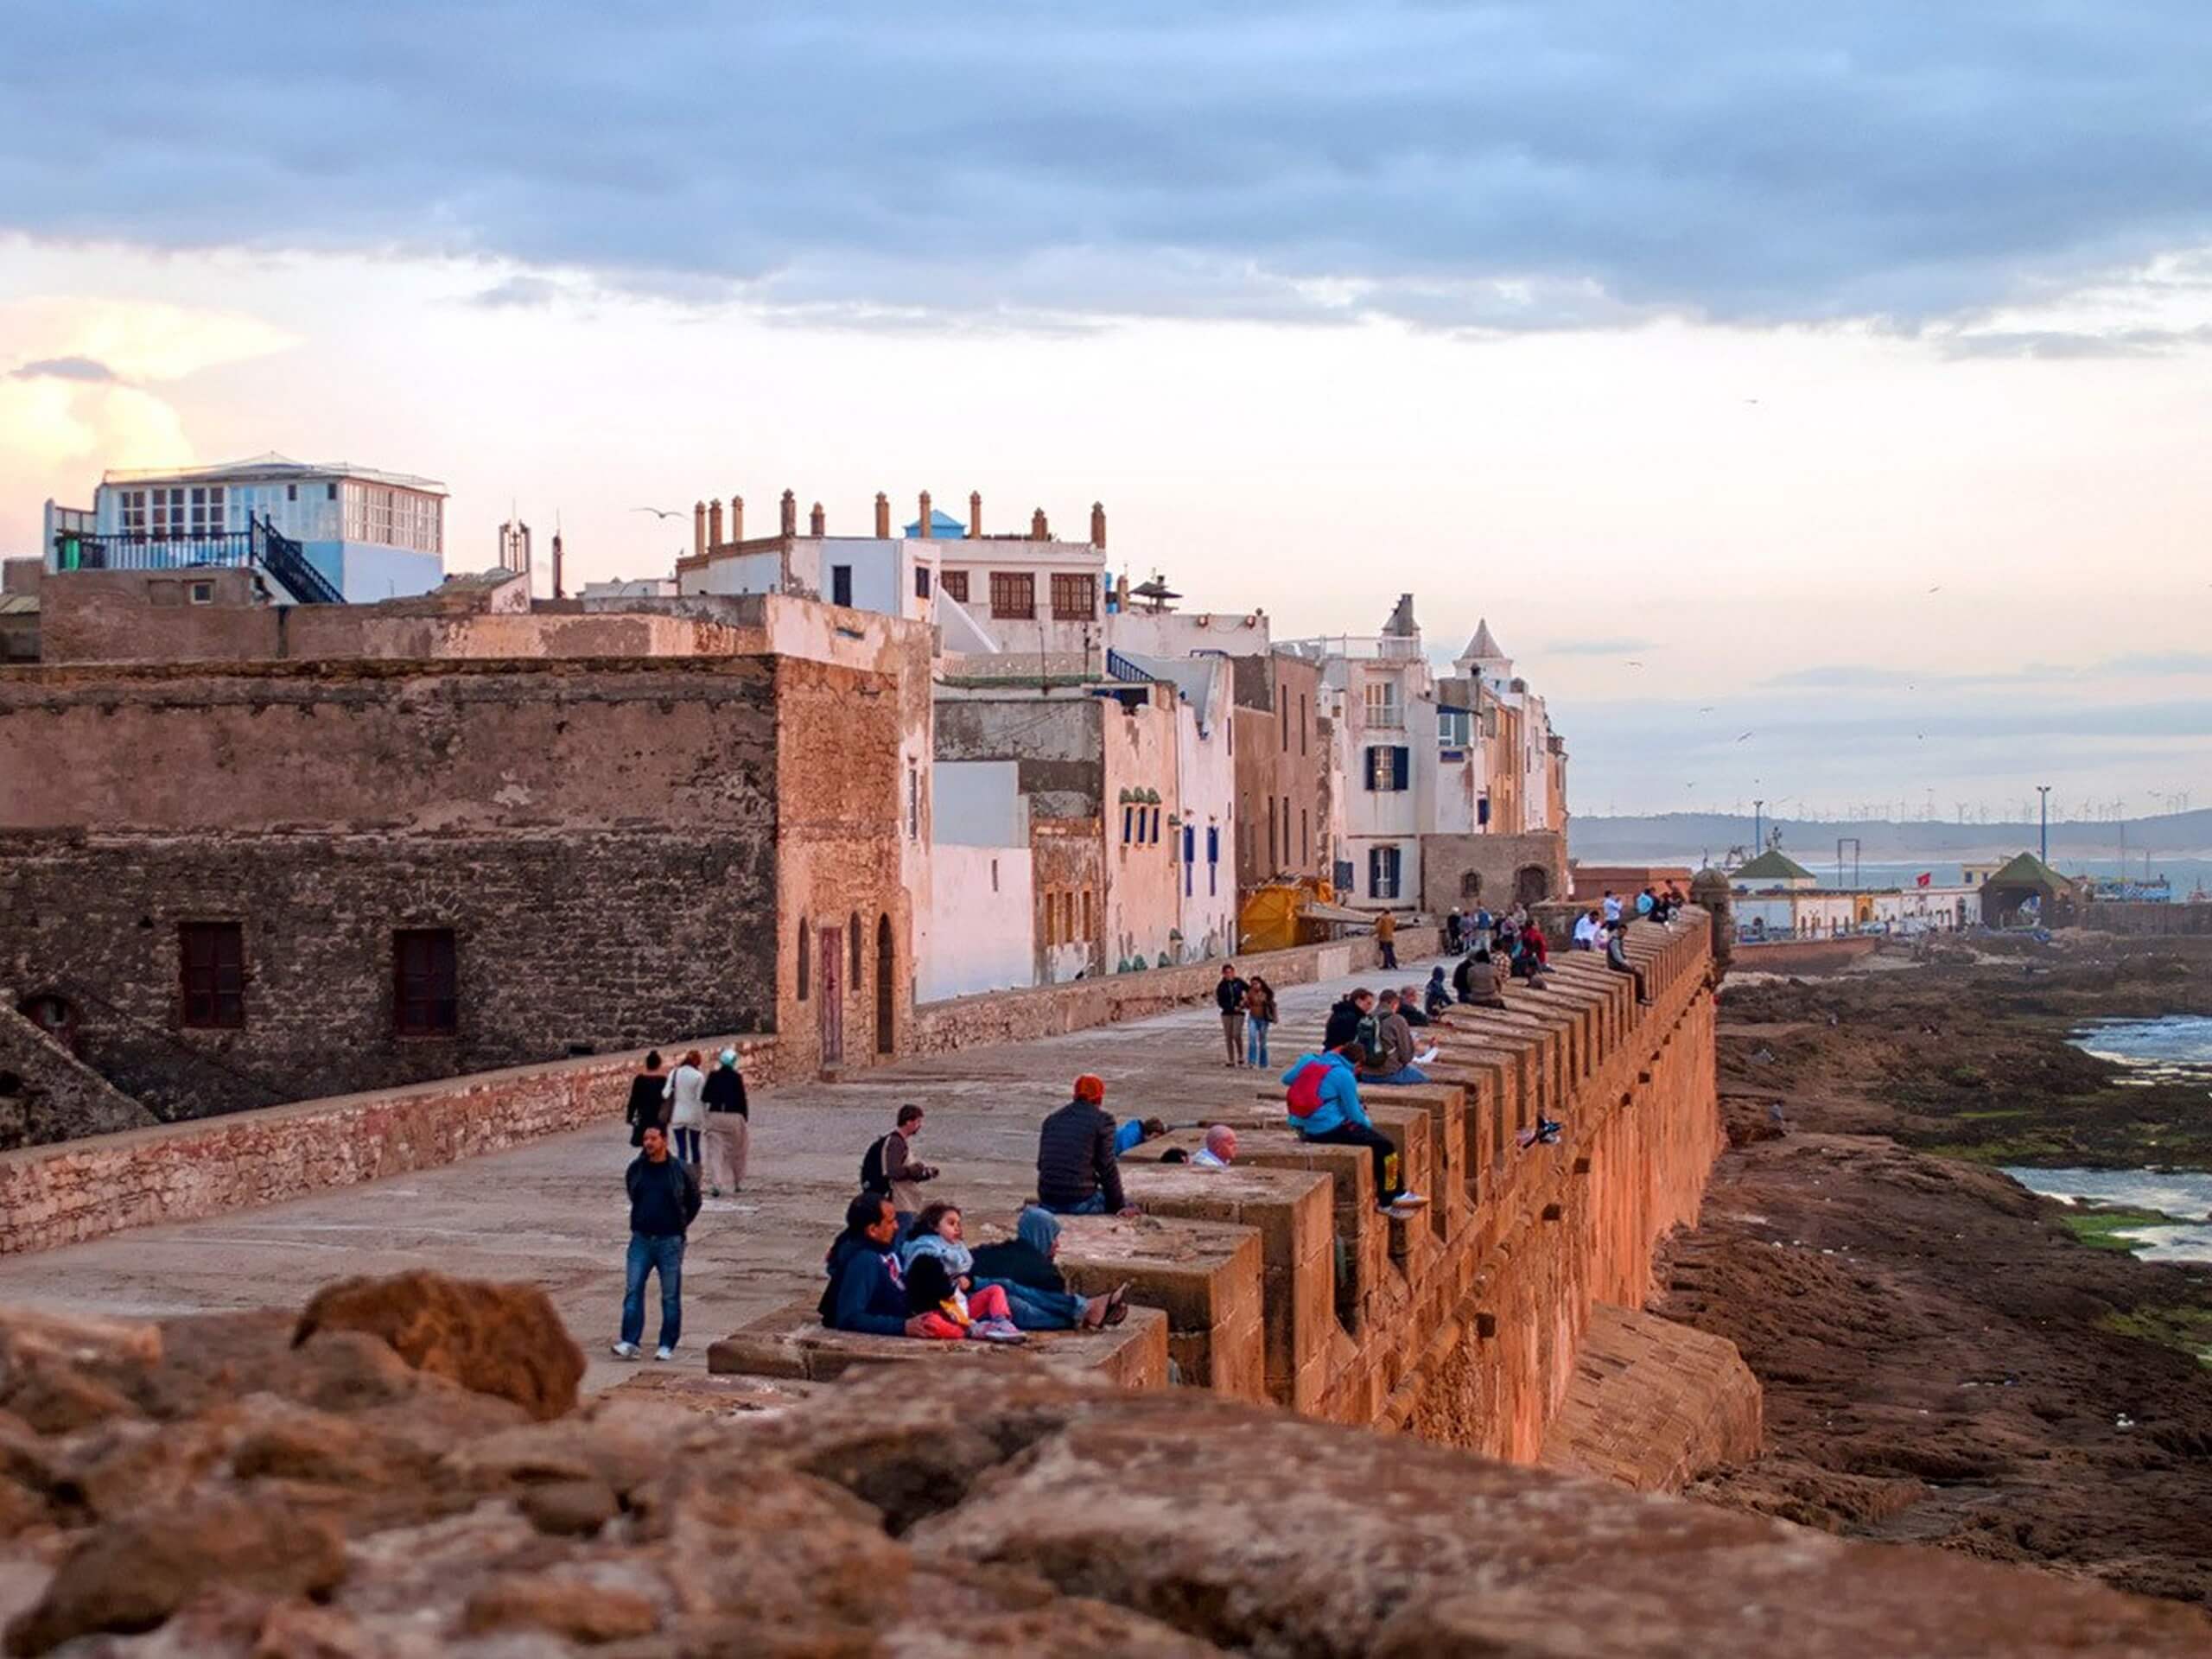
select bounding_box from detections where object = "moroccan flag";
[1916,872,1932,887]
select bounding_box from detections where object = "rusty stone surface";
[3,1288,2196,1657]
[0,1003,156,1153]
[293,1271,586,1422]
[1539,1301,1763,1491]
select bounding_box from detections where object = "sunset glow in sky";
[3,3,2209,815]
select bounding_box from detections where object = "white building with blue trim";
[44,454,447,603]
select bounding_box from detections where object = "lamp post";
[1752,798,1764,853]
[2037,785,2050,863]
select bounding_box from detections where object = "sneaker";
[653,1345,675,1362]
[609,1341,641,1361]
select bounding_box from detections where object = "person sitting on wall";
[970,1205,1128,1330]
[1606,920,1653,1006]
[1454,946,1508,1009]
[1357,990,1429,1085]
[1191,1123,1238,1170]
[903,1252,1025,1343]
[1572,909,1602,950]
[1324,988,1378,1055]
[820,1193,934,1338]
[1423,967,1453,1020]
[1281,1041,1426,1217]
[1036,1075,1135,1217]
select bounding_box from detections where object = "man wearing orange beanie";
[1036,1073,1131,1216]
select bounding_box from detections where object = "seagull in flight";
[1697,705,1716,714]
[1925,584,1942,594]
[1625,660,1644,668]
[1735,730,1755,742]
[632,506,684,521]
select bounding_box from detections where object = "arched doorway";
[875,914,896,1055]
[1513,864,1551,906]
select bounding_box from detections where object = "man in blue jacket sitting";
[1281,1040,1427,1218]
[820,1192,932,1337]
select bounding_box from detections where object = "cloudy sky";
[3,2,2209,818]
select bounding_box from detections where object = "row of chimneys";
[691,492,1105,557]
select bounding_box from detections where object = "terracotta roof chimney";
[809,501,825,536]
[729,494,743,542]
[874,492,890,538]
[692,501,706,559]
[779,489,797,537]
[1090,501,1106,551]
[707,498,723,549]
[969,491,982,539]
[918,491,933,539]
[1031,507,1049,540]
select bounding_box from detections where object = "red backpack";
[1285,1058,1329,1119]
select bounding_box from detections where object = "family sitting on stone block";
[819,1193,1130,1340]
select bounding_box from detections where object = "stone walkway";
[0,952,1463,1393]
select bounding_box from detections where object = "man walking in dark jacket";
[1215,963,1249,1067]
[613,1125,701,1362]
[1036,1074,1130,1216]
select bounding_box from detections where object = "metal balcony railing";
[49,517,342,603]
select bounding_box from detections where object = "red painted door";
[819,927,843,1065]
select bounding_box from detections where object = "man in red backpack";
[1280,1039,1426,1218]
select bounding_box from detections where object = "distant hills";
[1569,808,2212,865]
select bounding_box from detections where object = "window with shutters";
[1206,826,1219,896]
[391,928,458,1037]
[179,922,245,1029]
[988,571,1035,619]
[1365,746,1410,792]
[939,569,969,602]
[1369,846,1402,900]
[1050,572,1096,620]
[1363,677,1402,729]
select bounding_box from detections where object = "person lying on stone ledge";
[819,1193,934,1338]
[969,1205,1130,1331]
[903,1253,1026,1343]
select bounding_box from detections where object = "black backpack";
[859,1134,891,1195]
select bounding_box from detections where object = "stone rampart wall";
[0,1038,772,1255]
[724,912,1746,1484]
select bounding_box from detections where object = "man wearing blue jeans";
[613,1124,701,1362]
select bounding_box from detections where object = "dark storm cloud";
[5,2,2212,328]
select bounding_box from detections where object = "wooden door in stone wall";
[819,927,844,1065]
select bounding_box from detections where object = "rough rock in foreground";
[0,1276,2204,1656]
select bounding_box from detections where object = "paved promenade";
[0,953,1456,1391]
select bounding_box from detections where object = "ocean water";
[2003,1015,2212,1262]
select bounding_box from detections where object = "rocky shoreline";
[1662,934,2212,1611]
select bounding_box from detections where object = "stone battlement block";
[1056,1212,1266,1402]
[1122,1161,1335,1413]
[708,1299,1168,1391]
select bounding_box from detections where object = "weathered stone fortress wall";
[715,912,1747,1480]
[0,657,893,1117]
